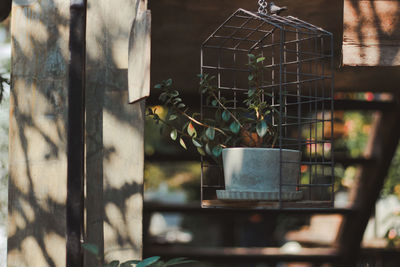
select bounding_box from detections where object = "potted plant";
[147,54,302,201]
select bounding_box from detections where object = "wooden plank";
[336,100,400,266]
[343,0,400,66]
[202,200,333,209]
[144,245,400,264]
[67,1,86,266]
[85,0,146,265]
[144,246,340,263]
[144,201,354,214]
[128,1,151,103]
[8,1,70,266]
[13,0,37,6]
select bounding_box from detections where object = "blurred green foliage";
[383,145,400,197]
[144,103,201,200]
[144,162,200,191]
[335,111,373,158]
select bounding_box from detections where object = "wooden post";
[8,1,71,266]
[336,99,400,266]
[67,0,86,266]
[85,0,148,264]
[8,0,148,266]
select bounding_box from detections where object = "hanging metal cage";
[200,8,334,209]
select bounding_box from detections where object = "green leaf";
[121,260,140,267]
[137,256,161,267]
[170,90,179,97]
[247,89,255,97]
[168,114,177,121]
[248,74,254,81]
[154,84,162,89]
[165,78,172,86]
[257,56,266,63]
[212,145,222,157]
[192,138,202,147]
[82,243,99,256]
[158,92,168,102]
[172,98,182,105]
[177,103,185,109]
[187,122,197,137]
[248,54,256,60]
[205,143,212,155]
[179,138,187,150]
[222,110,231,122]
[229,121,240,134]
[205,127,215,140]
[170,129,177,140]
[197,147,206,156]
[182,121,190,131]
[256,120,268,137]
[211,99,218,106]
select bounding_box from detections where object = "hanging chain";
[258,0,268,14]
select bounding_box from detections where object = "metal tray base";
[216,190,303,201]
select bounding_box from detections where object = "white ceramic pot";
[217,148,302,200]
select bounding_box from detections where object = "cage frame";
[200,8,335,209]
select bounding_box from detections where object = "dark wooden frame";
[67,1,87,266]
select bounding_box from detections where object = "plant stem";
[155,115,193,139]
[172,106,228,137]
[211,92,243,127]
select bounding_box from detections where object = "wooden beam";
[144,201,354,215]
[8,1,71,266]
[336,99,400,266]
[148,0,400,92]
[343,0,400,66]
[144,246,341,263]
[128,0,151,103]
[85,0,147,264]
[67,0,86,266]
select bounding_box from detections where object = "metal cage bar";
[200,8,334,209]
